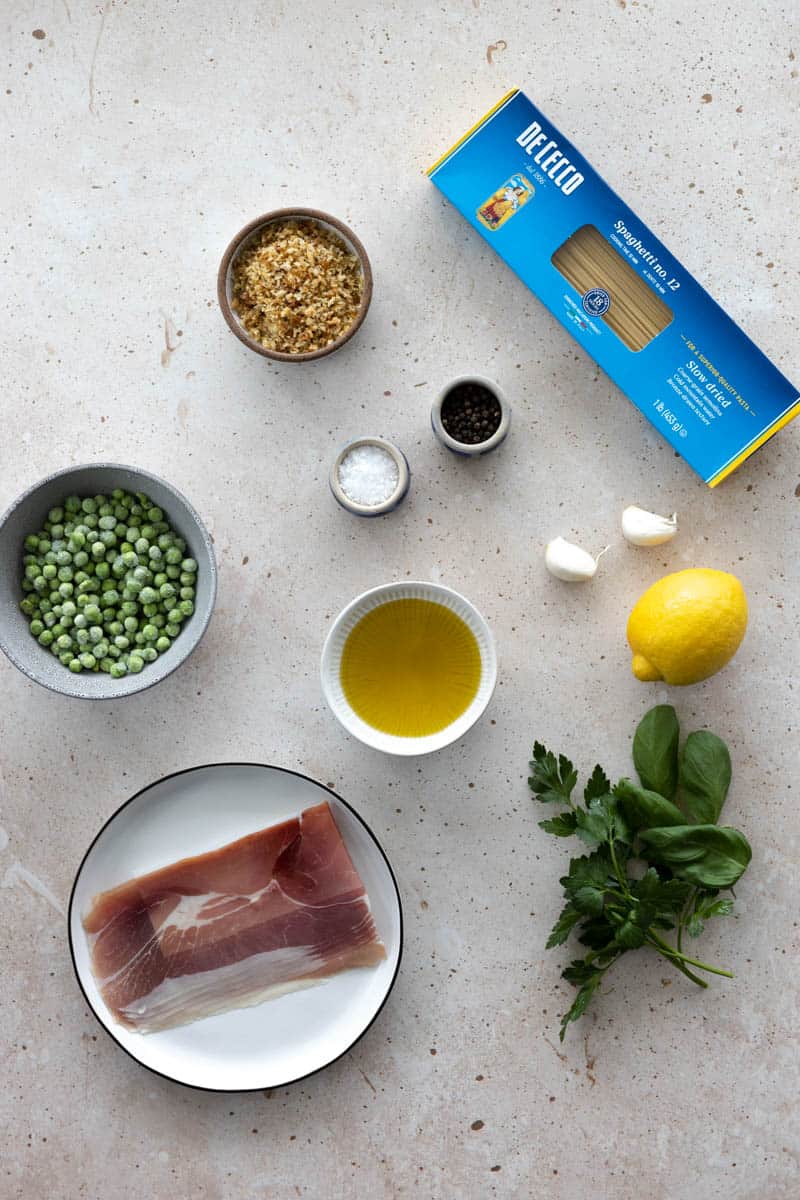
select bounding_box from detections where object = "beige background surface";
[2,2,799,1197]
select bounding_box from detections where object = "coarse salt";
[338,444,399,506]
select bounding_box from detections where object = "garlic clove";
[621,505,678,547]
[545,537,608,582]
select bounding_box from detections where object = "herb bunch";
[530,705,752,1040]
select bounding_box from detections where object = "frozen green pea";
[140,524,156,541]
[139,623,157,641]
[81,498,96,514]
[88,625,103,644]
[155,635,171,653]
[58,582,74,599]
[57,566,74,582]
[48,506,64,523]
[98,515,116,531]
[166,565,180,580]
[20,598,37,616]
[139,586,158,605]
[91,541,105,559]
[75,629,90,647]
[111,557,126,578]
[79,652,97,670]
[99,530,117,548]
[110,661,126,678]
[127,654,144,674]
[37,537,51,554]
[140,647,158,662]
[55,549,71,566]
[167,607,183,624]
[164,547,182,565]
[68,658,82,673]
[25,563,40,581]
[133,632,145,646]
[107,644,121,659]
[106,621,123,637]
[165,622,180,638]
[73,613,87,629]
[158,582,176,601]
[29,619,44,637]
[56,634,72,652]
[126,526,141,543]
[84,604,102,624]
[77,579,94,595]
[51,623,65,638]
[42,563,57,580]
[59,651,73,666]
[43,611,58,628]
[24,533,40,552]
[113,635,130,650]
[99,658,113,673]
[111,488,125,502]
[94,641,109,659]
[142,603,158,618]
[120,600,138,617]
[102,587,119,606]
[153,572,167,588]
[122,551,138,568]
[148,546,162,563]
[68,530,85,550]
[50,524,65,539]
[179,586,195,601]
[38,629,54,646]
[123,616,138,633]
[73,551,89,569]
[126,576,143,595]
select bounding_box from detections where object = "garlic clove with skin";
[621,505,678,547]
[545,537,609,582]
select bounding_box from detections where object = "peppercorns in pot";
[440,381,502,445]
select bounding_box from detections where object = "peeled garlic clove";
[621,505,678,546]
[545,537,607,582]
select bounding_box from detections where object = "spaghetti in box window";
[428,89,800,486]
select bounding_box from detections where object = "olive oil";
[340,599,481,737]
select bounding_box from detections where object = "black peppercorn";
[440,382,502,445]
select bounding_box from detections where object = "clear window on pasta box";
[552,224,673,352]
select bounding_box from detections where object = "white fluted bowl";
[321,581,497,756]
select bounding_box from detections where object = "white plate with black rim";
[68,764,402,1091]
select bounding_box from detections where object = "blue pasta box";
[428,89,799,486]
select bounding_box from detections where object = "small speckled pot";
[431,376,511,456]
[0,464,217,700]
[329,438,410,517]
[217,208,373,363]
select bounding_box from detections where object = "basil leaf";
[679,731,732,824]
[632,705,679,799]
[639,824,752,888]
[614,778,684,831]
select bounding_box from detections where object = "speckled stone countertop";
[2,3,799,1198]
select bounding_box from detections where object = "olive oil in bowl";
[340,598,482,738]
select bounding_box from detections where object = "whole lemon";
[627,568,748,685]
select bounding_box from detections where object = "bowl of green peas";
[0,464,216,699]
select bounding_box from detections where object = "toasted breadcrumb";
[231,219,364,354]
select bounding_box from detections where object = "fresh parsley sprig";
[530,705,752,1040]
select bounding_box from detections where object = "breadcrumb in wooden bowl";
[217,208,373,362]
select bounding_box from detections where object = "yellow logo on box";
[476,174,534,231]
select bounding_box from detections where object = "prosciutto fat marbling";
[82,802,386,1033]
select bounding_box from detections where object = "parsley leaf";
[539,811,579,837]
[546,904,582,948]
[528,742,578,804]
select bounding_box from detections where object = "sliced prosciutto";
[82,801,386,1033]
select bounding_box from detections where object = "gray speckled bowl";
[0,464,216,699]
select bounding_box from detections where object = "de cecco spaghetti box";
[428,89,800,486]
